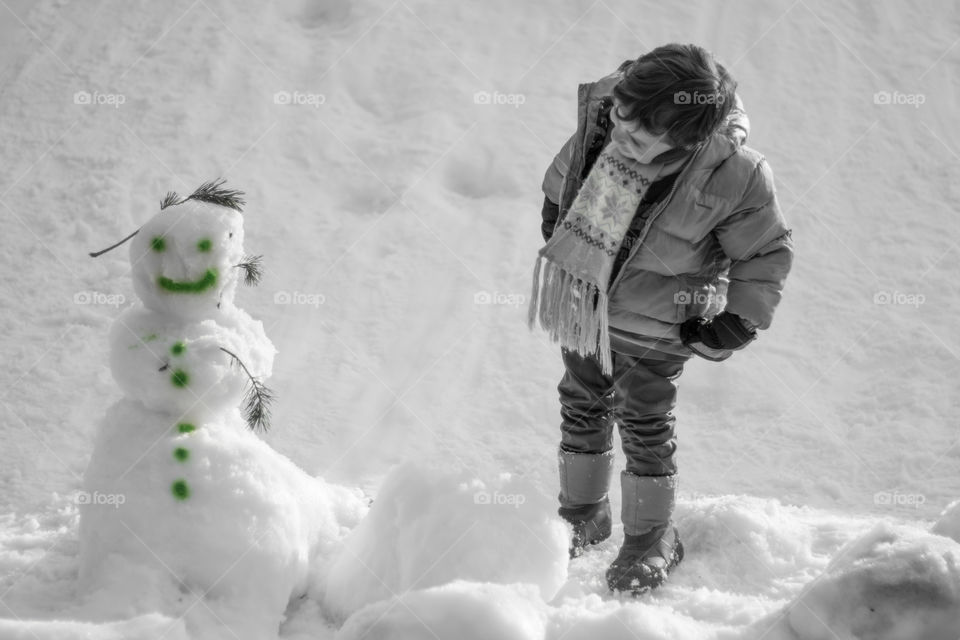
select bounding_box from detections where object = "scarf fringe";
[528,256,613,375]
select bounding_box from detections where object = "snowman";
[79,180,364,639]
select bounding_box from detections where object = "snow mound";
[0,613,188,640]
[786,522,960,640]
[323,463,568,618]
[548,596,727,640]
[676,494,818,597]
[335,581,548,640]
[335,580,720,640]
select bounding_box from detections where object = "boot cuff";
[558,448,615,507]
[620,472,677,536]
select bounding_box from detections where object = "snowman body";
[80,402,324,635]
[79,200,358,638]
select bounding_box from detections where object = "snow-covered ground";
[1,0,959,638]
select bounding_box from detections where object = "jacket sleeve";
[541,196,560,242]
[541,131,577,211]
[713,157,793,330]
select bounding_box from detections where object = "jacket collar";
[689,133,739,172]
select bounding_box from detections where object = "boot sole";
[607,528,684,595]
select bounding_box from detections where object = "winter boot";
[606,472,683,595]
[557,448,614,558]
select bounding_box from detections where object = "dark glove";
[680,312,756,361]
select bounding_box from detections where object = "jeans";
[558,347,690,477]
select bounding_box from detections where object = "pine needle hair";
[89,178,261,285]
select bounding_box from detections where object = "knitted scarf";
[528,142,667,375]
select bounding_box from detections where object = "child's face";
[610,102,675,164]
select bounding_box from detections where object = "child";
[528,43,793,595]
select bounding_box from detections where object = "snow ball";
[108,305,274,419]
[323,463,568,618]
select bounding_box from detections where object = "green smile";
[157,268,218,293]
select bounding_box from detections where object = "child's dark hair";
[612,44,737,149]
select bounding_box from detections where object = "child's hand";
[680,312,756,360]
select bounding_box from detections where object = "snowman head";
[91,179,262,320]
[130,199,245,319]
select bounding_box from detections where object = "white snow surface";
[1,0,959,638]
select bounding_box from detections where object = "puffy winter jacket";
[541,63,793,358]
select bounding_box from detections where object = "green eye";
[197,238,212,252]
[151,236,166,252]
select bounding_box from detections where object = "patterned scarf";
[528,142,667,374]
